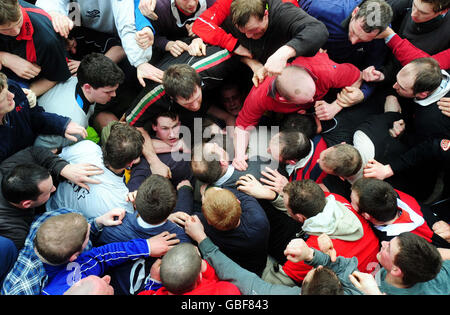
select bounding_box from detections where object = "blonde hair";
[202,188,241,231]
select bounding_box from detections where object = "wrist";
[384,165,394,178]
[306,247,315,262]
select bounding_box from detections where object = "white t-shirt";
[46,140,134,219]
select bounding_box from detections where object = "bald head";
[64,275,114,295]
[275,66,316,104]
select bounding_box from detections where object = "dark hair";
[151,110,179,127]
[281,114,317,139]
[354,0,393,33]
[77,53,124,89]
[352,178,398,222]
[302,267,344,295]
[283,179,326,217]
[1,164,50,204]
[410,58,443,94]
[163,64,201,100]
[0,0,20,25]
[135,175,177,225]
[230,0,267,28]
[395,233,442,287]
[278,131,311,161]
[102,123,144,169]
[191,143,224,184]
[160,243,202,294]
[421,0,450,12]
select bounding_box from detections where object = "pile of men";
[0,0,449,296]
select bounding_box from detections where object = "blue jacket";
[41,238,151,295]
[298,0,389,99]
[0,79,70,163]
[93,211,191,295]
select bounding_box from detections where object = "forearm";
[199,237,300,295]
[233,126,250,159]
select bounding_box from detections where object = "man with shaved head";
[233,50,363,171]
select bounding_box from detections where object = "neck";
[0,114,4,125]
[106,164,125,176]
[384,272,408,289]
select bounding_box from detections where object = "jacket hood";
[302,195,364,241]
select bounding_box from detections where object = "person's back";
[351,177,450,248]
[281,180,379,283]
[93,175,191,295]
[46,124,144,219]
[199,187,270,276]
[45,140,134,218]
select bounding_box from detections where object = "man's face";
[237,13,269,40]
[31,176,56,208]
[221,87,243,116]
[176,85,203,112]
[0,84,16,116]
[348,17,380,45]
[377,237,400,272]
[176,0,199,14]
[152,116,181,146]
[90,84,119,104]
[0,14,23,37]
[411,0,445,23]
[393,65,417,98]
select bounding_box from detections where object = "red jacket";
[236,51,361,128]
[282,193,380,283]
[289,135,328,184]
[387,34,450,69]
[375,189,434,243]
[138,261,241,295]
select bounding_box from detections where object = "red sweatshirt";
[138,261,241,295]
[236,51,361,129]
[387,34,450,69]
[282,193,380,283]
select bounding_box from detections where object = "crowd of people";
[0,0,449,296]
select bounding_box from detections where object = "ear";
[416,91,430,99]
[69,252,81,263]
[361,212,372,221]
[219,160,229,167]
[201,259,207,273]
[286,159,297,165]
[294,213,306,223]
[391,265,403,278]
[82,83,93,93]
[151,123,158,132]
[20,200,33,209]
[351,6,359,17]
